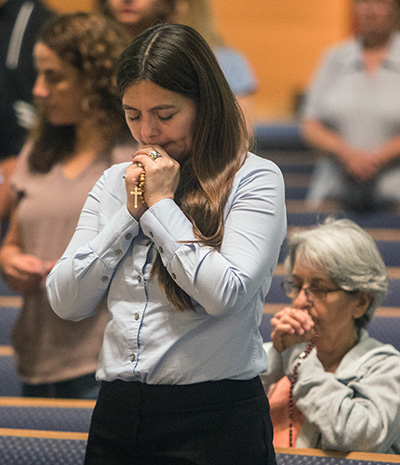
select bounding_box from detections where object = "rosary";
[288,333,318,447]
[129,163,146,208]
[128,150,162,208]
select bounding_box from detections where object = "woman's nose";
[292,287,311,309]
[33,75,48,99]
[140,118,160,142]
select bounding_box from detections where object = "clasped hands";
[271,307,315,353]
[338,146,384,182]
[124,145,180,218]
[0,253,55,295]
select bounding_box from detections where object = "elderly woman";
[261,218,400,454]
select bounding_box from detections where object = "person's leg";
[84,381,142,465]
[54,373,101,400]
[140,382,276,465]
[342,179,377,212]
[22,382,53,397]
[23,373,100,400]
[84,378,276,465]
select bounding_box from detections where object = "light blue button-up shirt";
[47,152,286,385]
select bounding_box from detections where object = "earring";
[81,97,91,113]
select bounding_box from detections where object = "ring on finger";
[149,150,162,161]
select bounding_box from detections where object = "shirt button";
[134,313,140,321]
[149,231,154,237]
[101,276,109,283]
[130,353,136,362]
[137,275,142,283]
[125,233,132,240]
[171,273,177,280]
[115,249,122,256]
[146,240,152,246]
[159,247,164,254]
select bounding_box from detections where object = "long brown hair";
[117,23,248,310]
[29,12,131,173]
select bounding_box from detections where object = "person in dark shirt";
[0,0,53,230]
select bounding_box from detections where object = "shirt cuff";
[140,198,197,265]
[88,204,139,266]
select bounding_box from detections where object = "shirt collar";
[342,32,400,73]
[385,32,400,72]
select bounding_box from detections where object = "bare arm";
[0,156,18,222]
[0,208,46,294]
[376,134,400,166]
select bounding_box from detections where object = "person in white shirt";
[47,23,286,465]
[302,0,400,212]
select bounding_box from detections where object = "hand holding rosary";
[128,149,162,208]
[129,163,146,208]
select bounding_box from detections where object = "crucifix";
[129,187,140,208]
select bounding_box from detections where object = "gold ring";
[149,150,161,160]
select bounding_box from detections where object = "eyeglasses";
[282,280,343,303]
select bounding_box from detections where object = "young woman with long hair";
[0,12,132,398]
[47,23,285,463]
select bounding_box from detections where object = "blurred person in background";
[0,0,53,229]
[301,0,400,213]
[262,218,400,453]
[172,0,258,129]
[0,12,132,398]
[95,0,176,37]
[95,0,257,130]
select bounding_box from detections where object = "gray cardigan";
[261,329,400,454]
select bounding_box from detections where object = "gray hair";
[284,218,389,329]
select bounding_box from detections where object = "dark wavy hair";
[117,23,248,310]
[29,12,131,173]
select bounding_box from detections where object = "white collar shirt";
[302,32,400,150]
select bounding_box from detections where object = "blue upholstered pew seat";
[0,355,22,397]
[277,238,400,268]
[254,123,308,152]
[0,403,93,432]
[0,307,20,345]
[0,434,399,465]
[287,212,400,230]
[275,448,400,465]
[0,432,87,465]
